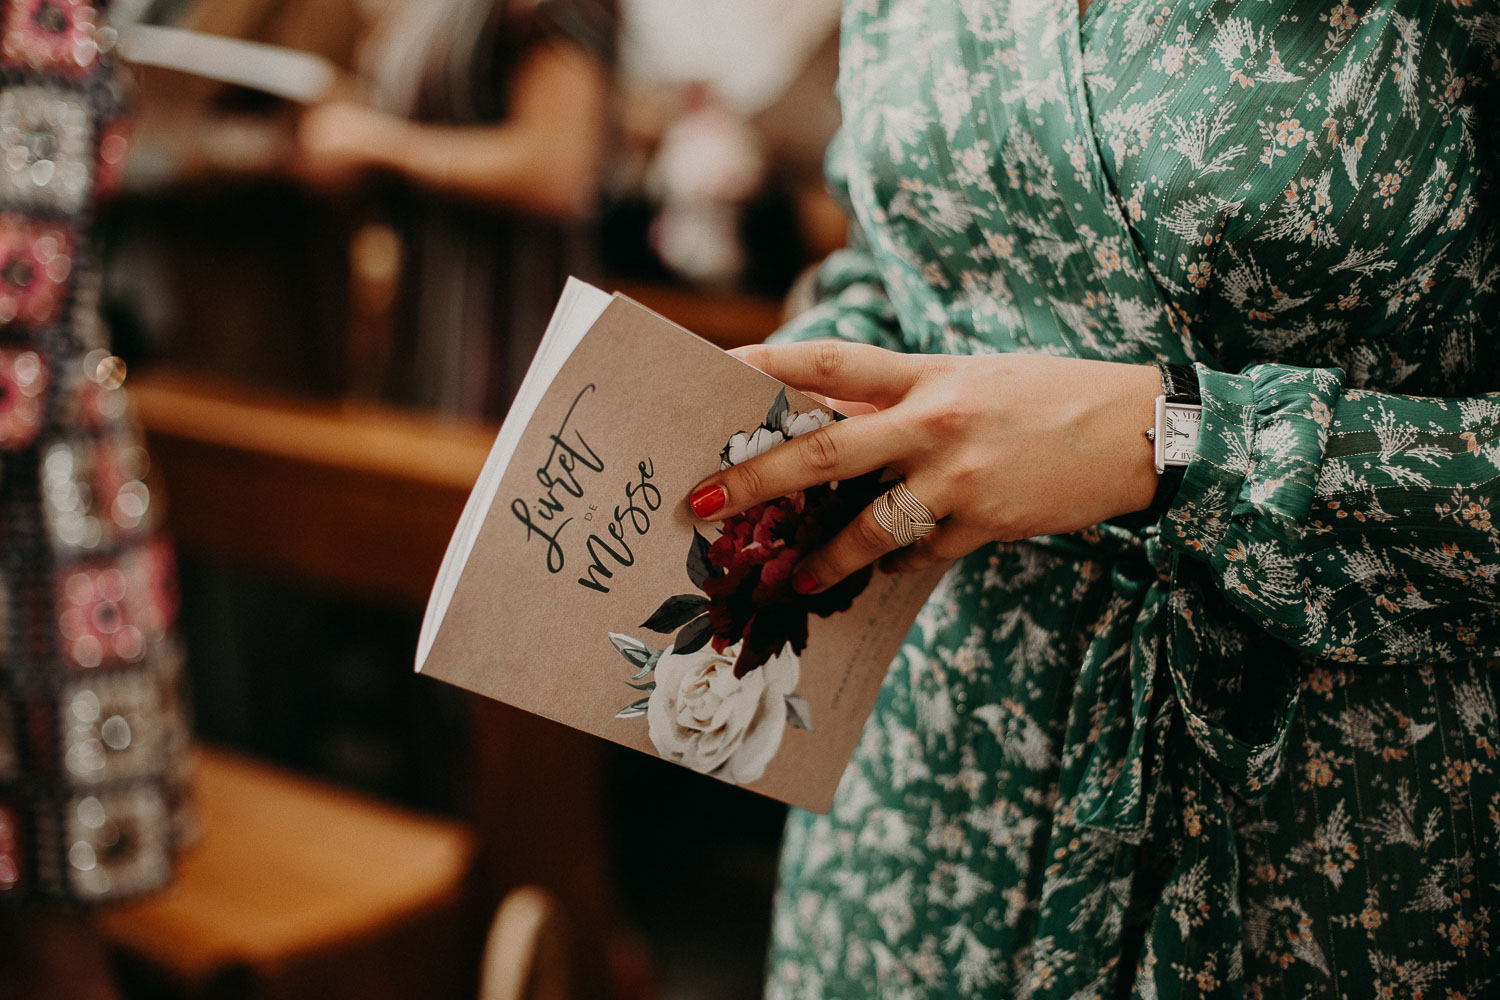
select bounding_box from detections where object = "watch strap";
[1148,363,1201,515]
[1156,362,1200,404]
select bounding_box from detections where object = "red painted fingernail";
[689,484,726,518]
[792,569,819,594]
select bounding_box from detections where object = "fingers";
[731,341,924,410]
[878,522,988,575]
[791,478,949,593]
[788,498,916,594]
[690,409,913,520]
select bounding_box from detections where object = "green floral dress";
[765,0,1500,997]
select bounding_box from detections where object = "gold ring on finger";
[871,482,937,547]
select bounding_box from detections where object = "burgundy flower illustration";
[640,389,882,677]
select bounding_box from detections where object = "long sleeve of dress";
[1165,361,1500,665]
[771,131,907,352]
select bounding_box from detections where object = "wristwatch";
[1145,362,1202,515]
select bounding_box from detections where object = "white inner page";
[416,278,613,671]
[120,25,337,104]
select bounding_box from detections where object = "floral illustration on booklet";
[608,389,883,784]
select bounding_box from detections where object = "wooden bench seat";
[100,747,479,1000]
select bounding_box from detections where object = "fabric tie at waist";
[1033,523,1302,849]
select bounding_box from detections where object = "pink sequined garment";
[0,0,191,905]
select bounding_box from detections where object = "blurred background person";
[604,0,844,302]
[296,0,616,419]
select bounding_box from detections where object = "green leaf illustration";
[686,529,718,589]
[766,387,790,431]
[785,694,812,731]
[614,696,651,719]
[673,613,713,655]
[641,594,710,633]
[609,632,650,665]
[631,649,663,681]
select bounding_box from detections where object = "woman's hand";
[295,45,608,216]
[296,101,408,186]
[687,341,1163,592]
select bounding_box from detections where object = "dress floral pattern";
[765,0,1499,996]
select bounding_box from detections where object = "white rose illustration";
[646,643,802,785]
[782,408,834,439]
[719,406,834,469]
[721,426,785,469]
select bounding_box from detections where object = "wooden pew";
[128,369,495,606]
[100,747,479,1000]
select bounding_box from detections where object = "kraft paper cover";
[420,296,942,813]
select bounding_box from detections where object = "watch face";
[1162,404,1202,465]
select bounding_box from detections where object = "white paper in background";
[119,25,337,103]
[619,0,841,115]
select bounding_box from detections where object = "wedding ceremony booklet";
[415,278,944,812]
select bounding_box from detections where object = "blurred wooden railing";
[129,283,783,606]
[130,368,497,606]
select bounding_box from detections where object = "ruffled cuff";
[1164,362,1345,567]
